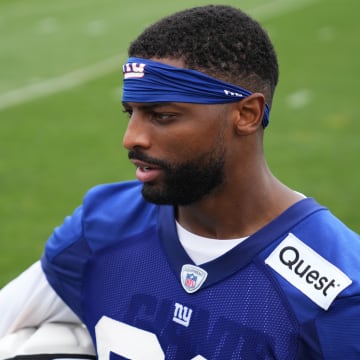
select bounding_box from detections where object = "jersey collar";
[157,198,326,291]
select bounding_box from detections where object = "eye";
[150,111,177,124]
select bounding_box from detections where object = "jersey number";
[95,316,206,360]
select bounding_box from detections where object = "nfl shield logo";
[181,264,208,294]
[185,273,197,291]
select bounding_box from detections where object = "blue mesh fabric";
[83,230,298,359]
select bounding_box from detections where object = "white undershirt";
[176,221,248,265]
[176,191,306,265]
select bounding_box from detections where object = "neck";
[176,160,303,239]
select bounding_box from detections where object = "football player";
[1,5,360,359]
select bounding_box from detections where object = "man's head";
[128,5,279,107]
[123,5,279,206]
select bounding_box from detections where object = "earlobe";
[233,93,266,135]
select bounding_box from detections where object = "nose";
[122,111,151,150]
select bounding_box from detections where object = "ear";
[233,93,266,135]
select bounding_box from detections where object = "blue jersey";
[41,181,360,359]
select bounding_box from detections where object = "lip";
[131,159,163,183]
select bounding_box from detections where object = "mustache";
[128,149,169,168]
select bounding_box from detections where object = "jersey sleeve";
[41,181,152,322]
[41,205,93,322]
[316,295,360,359]
[0,261,79,338]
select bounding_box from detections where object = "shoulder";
[83,180,154,217]
[42,181,160,317]
[81,181,158,250]
[263,199,360,275]
[46,180,158,256]
[260,205,360,357]
[291,209,360,357]
[262,204,360,309]
[294,207,360,276]
[84,180,144,205]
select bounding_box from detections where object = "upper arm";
[0,261,79,338]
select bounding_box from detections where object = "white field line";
[0,0,318,111]
[0,54,125,111]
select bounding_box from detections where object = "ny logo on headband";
[123,62,146,79]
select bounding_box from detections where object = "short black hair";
[128,5,279,106]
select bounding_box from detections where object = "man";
[0,5,359,359]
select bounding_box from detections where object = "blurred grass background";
[0,0,359,287]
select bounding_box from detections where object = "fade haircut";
[128,5,279,107]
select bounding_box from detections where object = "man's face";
[123,101,231,206]
[122,57,236,206]
[127,126,226,206]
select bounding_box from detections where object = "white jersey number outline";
[95,316,206,360]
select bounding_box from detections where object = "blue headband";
[122,57,270,127]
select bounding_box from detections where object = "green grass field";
[1,0,359,287]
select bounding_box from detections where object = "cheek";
[152,125,204,155]
[152,109,230,159]
[168,129,218,159]
[160,135,196,160]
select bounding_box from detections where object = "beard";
[128,141,226,206]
